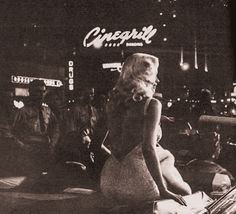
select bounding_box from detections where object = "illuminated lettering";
[119,31,132,44]
[69,72,73,78]
[69,85,74,91]
[110,31,122,40]
[83,25,157,48]
[143,26,158,44]
[69,79,74,84]
[11,75,63,87]
[83,27,101,47]
[68,61,74,66]
[126,42,143,47]
[68,60,74,91]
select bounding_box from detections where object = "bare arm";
[142,99,166,190]
[142,98,187,205]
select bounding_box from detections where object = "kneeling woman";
[100,53,191,205]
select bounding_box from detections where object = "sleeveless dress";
[100,98,162,203]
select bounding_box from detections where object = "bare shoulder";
[145,97,162,116]
[149,97,162,109]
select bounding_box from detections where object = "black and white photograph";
[0,0,235,213]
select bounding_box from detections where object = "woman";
[100,53,191,205]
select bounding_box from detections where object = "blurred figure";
[192,88,217,131]
[95,94,108,118]
[167,85,192,121]
[12,80,59,174]
[0,76,21,176]
[70,87,105,181]
[164,86,194,150]
[71,88,111,181]
[93,93,109,147]
[91,94,111,180]
[193,89,215,117]
[0,78,15,134]
[44,89,74,140]
[44,89,76,162]
[72,87,99,148]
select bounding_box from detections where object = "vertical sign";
[68,60,74,91]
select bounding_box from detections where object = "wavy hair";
[115,53,159,101]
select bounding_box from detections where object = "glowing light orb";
[181,62,190,71]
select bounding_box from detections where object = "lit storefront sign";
[83,25,157,48]
[11,75,63,87]
[68,60,74,91]
[102,62,122,72]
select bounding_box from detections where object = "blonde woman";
[100,53,191,205]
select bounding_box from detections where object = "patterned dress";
[100,97,162,203]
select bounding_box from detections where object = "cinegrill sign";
[83,25,157,48]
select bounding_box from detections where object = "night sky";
[0,0,234,96]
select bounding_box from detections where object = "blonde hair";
[115,53,159,101]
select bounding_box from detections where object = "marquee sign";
[11,75,63,87]
[83,25,157,48]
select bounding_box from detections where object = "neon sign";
[11,75,63,87]
[83,25,157,48]
[68,60,74,91]
[102,62,122,72]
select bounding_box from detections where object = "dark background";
[0,0,235,97]
[230,0,236,82]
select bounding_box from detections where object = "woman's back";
[107,97,147,160]
[101,96,162,203]
[100,53,193,206]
